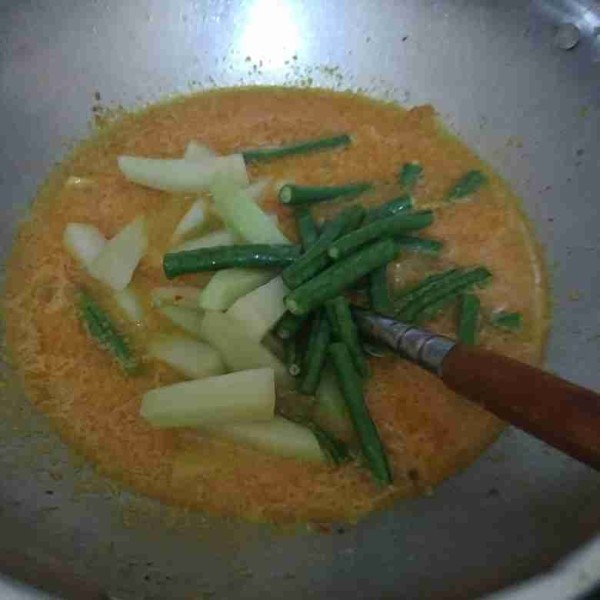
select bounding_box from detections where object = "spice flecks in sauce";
[3,87,548,523]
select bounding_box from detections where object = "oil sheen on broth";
[3,88,548,524]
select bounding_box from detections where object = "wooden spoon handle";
[441,344,600,470]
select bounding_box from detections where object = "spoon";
[352,308,600,471]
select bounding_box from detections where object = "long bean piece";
[294,207,319,250]
[399,267,492,323]
[411,294,460,324]
[364,195,413,224]
[279,183,371,205]
[299,311,331,395]
[163,244,300,279]
[457,293,480,345]
[242,134,351,163]
[369,265,393,316]
[275,311,309,340]
[78,289,138,374]
[447,170,488,201]
[282,205,365,289]
[398,162,423,193]
[394,268,462,313]
[395,235,443,256]
[285,238,400,315]
[328,342,392,484]
[328,211,433,261]
[325,297,369,377]
[309,424,351,465]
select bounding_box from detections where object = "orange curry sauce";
[3,88,548,523]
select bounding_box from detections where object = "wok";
[0,1,599,598]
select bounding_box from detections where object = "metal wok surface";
[0,1,599,598]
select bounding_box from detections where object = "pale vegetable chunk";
[203,416,326,463]
[114,286,144,324]
[150,286,201,310]
[210,176,289,244]
[89,216,148,291]
[62,223,106,271]
[118,155,248,193]
[183,141,216,162]
[170,199,209,244]
[147,334,225,379]
[199,311,294,391]
[140,368,275,427]
[199,268,274,311]
[172,230,236,253]
[159,305,205,338]
[226,276,288,340]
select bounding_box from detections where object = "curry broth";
[3,88,548,523]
